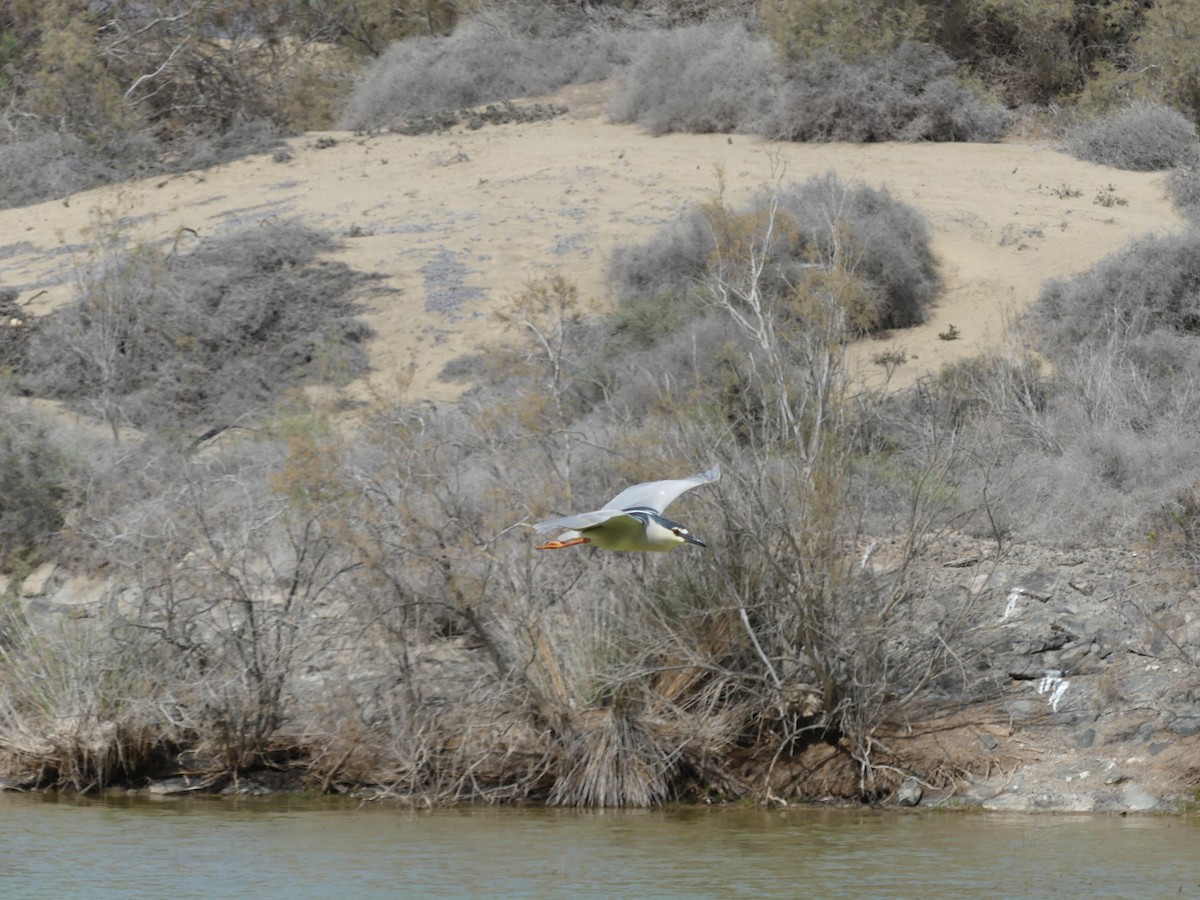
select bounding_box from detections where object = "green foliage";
[1133,2,1200,121]
[0,0,381,207]
[760,0,927,61]
[0,0,462,143]
[766,42,1010,143]
[940,0,1145,107]
[303,0,460,54]
[605,291,700,357]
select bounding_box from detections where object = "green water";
[1,794,1197,898]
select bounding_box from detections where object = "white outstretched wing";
[602,465,720,514]
[532,466,720,538]
[532,508,629,536]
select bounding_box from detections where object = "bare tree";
[700,173,974,794]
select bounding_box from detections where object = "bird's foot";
[536,537,590,550]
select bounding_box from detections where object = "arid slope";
[1,83,1183,403]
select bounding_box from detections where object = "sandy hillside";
[1,82,1185,403]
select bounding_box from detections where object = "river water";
[1,794,1197,898]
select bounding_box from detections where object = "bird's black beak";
[684,533,707,548]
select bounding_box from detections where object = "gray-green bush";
[23,221,374,440]
[0,131,159,210]
[610,35,1007,142]
[931,231,1200,548]
[607,21,780,135]
[1167,165,1200,222]
[1033,230,1200,351]
[1064,100,1199,171]
[339,5,646,131]
[609,172,938,333]
[0,402,71,571]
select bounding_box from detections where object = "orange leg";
[536,537,591,550]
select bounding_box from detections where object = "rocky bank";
[6,526,1200,812]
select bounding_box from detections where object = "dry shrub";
[766,42,1009,143]
[1132,1,1200,122]
[1064,100,1199,171]
[1151,483,1200,580]
[24,218,374,439]
[0,401,71,571]
[339,4,645,130]
[940,0,1140,107]
[5,250,979,803]
[1167,165,1200,223]
[610,29,1007,143]
[619,184,980,794]
[65,434,366,779]
[1033,231,1200,352]
[931,232,1200,549]
[607,20,779,135]
[608,171,939,345]
[0,130,158,210]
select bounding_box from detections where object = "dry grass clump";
[548,708,676,807]
[0,609,174,790]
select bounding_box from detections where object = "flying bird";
[533,465,720,552]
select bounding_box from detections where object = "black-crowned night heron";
[533,465,720,552]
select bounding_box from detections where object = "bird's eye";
[674,528,684,536]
